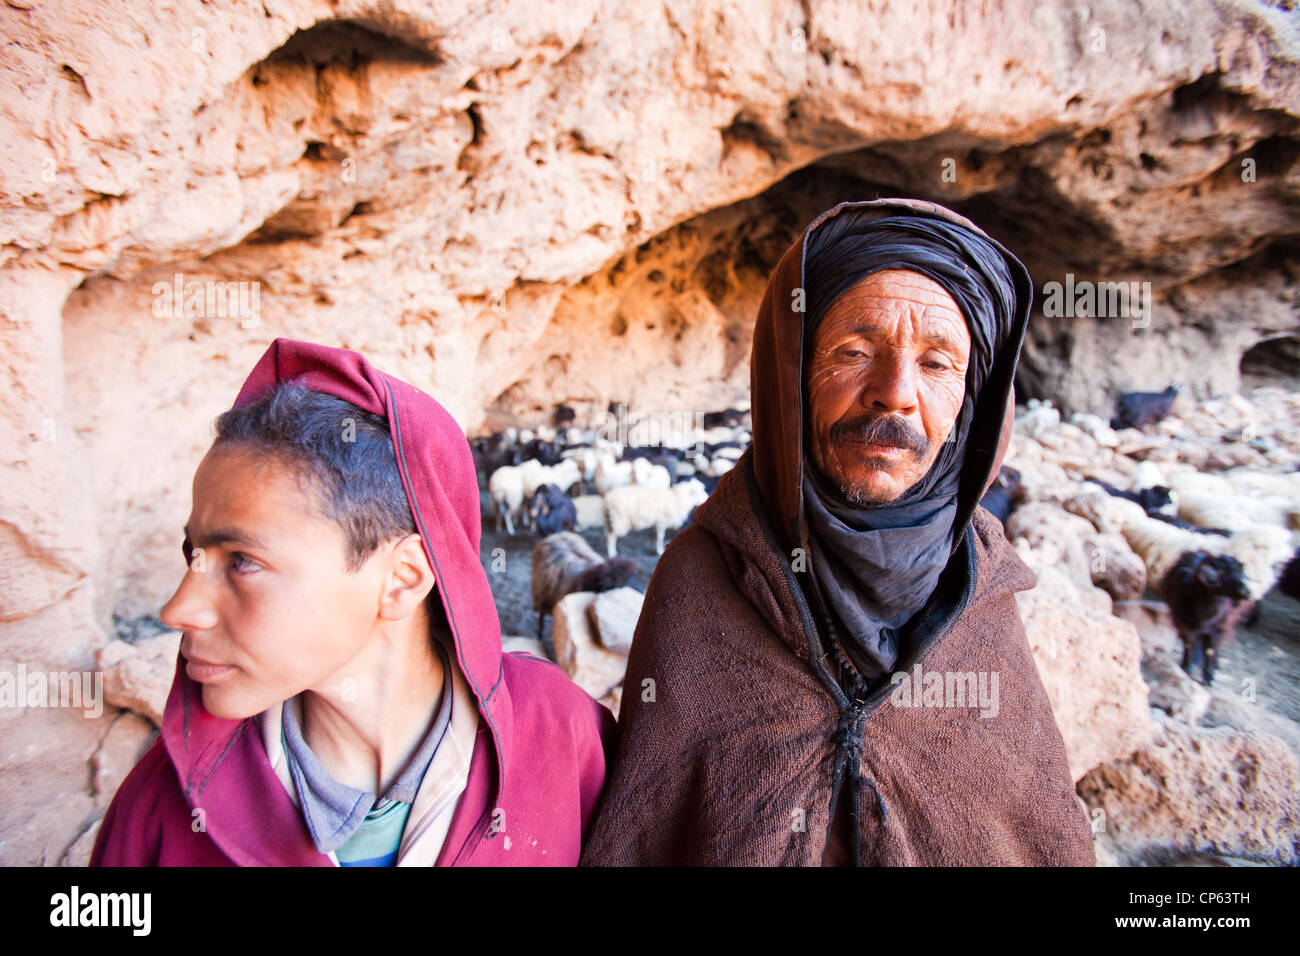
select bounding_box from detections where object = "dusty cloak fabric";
[798,215,1024,682]
[579,199,1096,866]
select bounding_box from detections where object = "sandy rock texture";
[1081,715,1300,866]
[551,590,628,701]
[1,0,1297,864]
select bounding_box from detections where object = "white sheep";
[631,458,671,489]
[594,456,634,495]
[572,494,606,531]
[1062,486,1147,535]
[603,479,709,557]
[521,458,582,499]
[560,446,600,491]
[1167,472,1231,499]
[488,465,526,535]
[1221,469,1300,498]
[1177,491,1300,534]
[1120,515,1292,599]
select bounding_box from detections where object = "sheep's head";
[673,478,709,511]
[1193,552,1251,602]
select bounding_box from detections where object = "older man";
[580,198,1095,866]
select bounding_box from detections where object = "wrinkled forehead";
[807,269,971,354]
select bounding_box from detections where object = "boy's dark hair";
[212,380,416,573]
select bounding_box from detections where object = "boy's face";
[161,446,391,720]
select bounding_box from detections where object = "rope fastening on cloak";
[818,607,890,868]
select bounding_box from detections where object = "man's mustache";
[831,414,930,458]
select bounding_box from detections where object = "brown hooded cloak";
[579,198,1095,866]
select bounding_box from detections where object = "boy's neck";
[298,615,448,797]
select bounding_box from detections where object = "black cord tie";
[860,775,889,828]
[816,607,890,865]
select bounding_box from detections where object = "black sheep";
[620,445,662,462]
[1277,545,1300,603]
[1110,385,1180,431]
[528,483,577,536]
[1086,478,1173,514]
[693,473,723,496]
[552,404,576,427]
[617,447,680,483]
[1162,550,1252,686]
[531,532,637,640]
[703,409,747,428]
[479,444,523,478]
[1147,512,1231,537]
[524,436,564,466]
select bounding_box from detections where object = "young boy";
[92,338,616,866]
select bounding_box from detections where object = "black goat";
[552,404,576,427]
[1086,478,1173,514]
[523,436,564,466]
[477,444,523,479]
[693,473,723,495]
[979,465,1023,527]
[703,409,747,428]
[620,445,663,462]
[1111,385,1180,431]
[617,447,681,483]
[528,483,577,536]
[1162,550,1252,686]
[1277,546,1300,603]
[1147,512,1231,537]
[531,532,636,639]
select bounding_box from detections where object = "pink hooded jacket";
[91,338,616,866]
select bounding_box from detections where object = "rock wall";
[1,0,1298,864]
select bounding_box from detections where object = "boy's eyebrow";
[183,524,271,551]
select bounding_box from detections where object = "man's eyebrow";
[846,323,956,349]
[920,328,954,349]
[183,524,271,550]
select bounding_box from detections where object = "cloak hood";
[109,338,614,867]
[749,198,1030,559]
[579,202,1092,866]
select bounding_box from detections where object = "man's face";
[805,269,971,505]
[160,446,394,720]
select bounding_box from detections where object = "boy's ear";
[378,533,436,622]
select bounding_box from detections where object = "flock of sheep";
[473,405,749,556]
[992,386,1300,686]
[472,404,752,638]
[472,385,1300,685]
